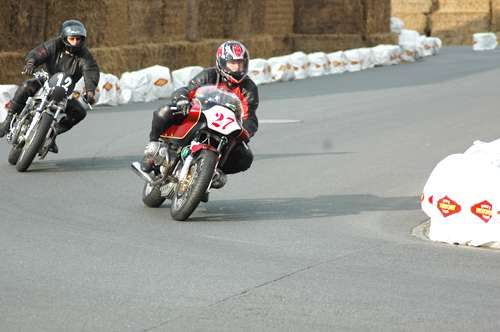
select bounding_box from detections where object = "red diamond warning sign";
[437,196,461,218]
[471,200,493,223]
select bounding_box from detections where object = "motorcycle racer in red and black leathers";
[143,40,259,190]
[0,20,99,153]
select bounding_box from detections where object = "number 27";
[212,113,235,129]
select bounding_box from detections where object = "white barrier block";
[399,29,421,61]
[248,59,272,85]
[389,45,402,65]
[473,33,498,51]
[434,37,442,52]
[290,52,310,80]
[268,55,295,83]
[422,139,500,248]
[136,65,174,101]
[421,36,438,56]
[327,51,347,74]
[307,52,329,77]
[172,66,204,90]
[95,72,121,106]
[0,85,18,121]
[118,71,150,104]
[390,17,404,34]
[358,48,375,70]
[371,45,392,66]
[344,49,363,72]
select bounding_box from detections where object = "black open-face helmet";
[216,41,249,84]
[60,20,87,54]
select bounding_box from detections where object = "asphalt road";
[2,46,500,331]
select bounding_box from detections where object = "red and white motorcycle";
[132,84,249,221]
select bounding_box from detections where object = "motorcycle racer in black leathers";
[143,40,259,191]
[0,20,99,153]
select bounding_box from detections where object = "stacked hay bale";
[430,0,491,45]
[391,0,500,46]
[391,0,437,35]
[293,0,396,53]
[0,0,394,85]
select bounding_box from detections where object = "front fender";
[191,144,219,155]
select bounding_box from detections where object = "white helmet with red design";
[216,41,249,84]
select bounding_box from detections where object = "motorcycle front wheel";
[170,149,218,221]
[16,113,52,172]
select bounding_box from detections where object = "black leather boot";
[48,123,70,154]
[0,100,25,138]
[0,112,14,138]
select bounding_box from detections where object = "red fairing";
[235,128,249,143]
[162,99,202,139]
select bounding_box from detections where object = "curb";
[412,219,500,251]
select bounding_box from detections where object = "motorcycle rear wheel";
[142,179,166,208]
[8,142,24,165]
[16,113,52,172]
[170,149,218,221]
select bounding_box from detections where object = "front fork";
[177,136,225,187]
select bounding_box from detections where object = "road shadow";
[179,194,421,222]
[9,154,141,173]
[9,150,349,173]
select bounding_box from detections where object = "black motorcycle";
[5,70,91,172]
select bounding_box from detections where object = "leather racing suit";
[149,67,259,174]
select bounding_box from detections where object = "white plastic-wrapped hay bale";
[473,33,498,51]
[95,72,121,106]
[371,45,393,66]
[0,85,18,120]
[390,17,404,34]
[307,52,329,77]
[326,51,347,74]
[399,29,421,61]
[358,48,375,70]
[136,65,174,101]
[172,66,204,90]
[289,52,310,80]
[344,49,363,72]
[268,55,295,83]
[118,71,149,104]
[423,37,441,56]
[248,59,272,85]
[422,139,500,248]
[389,45,402,65]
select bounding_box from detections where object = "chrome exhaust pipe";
[131,162,153,184]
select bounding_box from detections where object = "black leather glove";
[175,98,192,117]
[23,63,35,75]
[85,91,96,105]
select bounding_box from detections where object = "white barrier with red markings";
[289,52,310,80]
[247,59,272,85]
[172,66,204,90]
[422,139,500,248]
[0,85,18,121]
[267,55,295,83]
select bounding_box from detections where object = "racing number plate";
[204,106,242,135]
